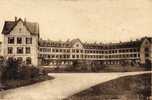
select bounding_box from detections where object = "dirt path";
[0,71,151,100]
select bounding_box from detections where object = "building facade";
[38,38,152,67]
[1,18,152,67]
[1,18,39,66]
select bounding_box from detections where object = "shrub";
[0,57,41,81]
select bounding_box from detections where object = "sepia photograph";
[0,0,151,100]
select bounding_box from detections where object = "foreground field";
[65,73,151,100]
[0,71,151,100]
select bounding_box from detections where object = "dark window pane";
[26,47,30,54]
[26,37,32,44]
[8,37,14,44]
[26,57,31,64]
[17,47,23,54]
[8,47,13,54]
[17,37,22,44]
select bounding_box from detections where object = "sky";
[0,0,152,43]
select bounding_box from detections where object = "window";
[26,37,32,44]
[56,49,58,52]
[52,55,55,58]
[145,48,149,52]
[8,37,14,44]
[40,48,43,52]
[102,51,104,54]
[130,49,133,52]
[19,28,22,32]
[76,50,79,53]
[17,57,23,62]
[134,54,137,57]
[134,49,137,52]
[76,44,79,47]
[17,37,22,44]
[105,51,108,54]
[48,55,50,58]
[63,55,66,58]
[17,47,23,54]
[56,55,59,58]
[26,57,31,64]
[8,47,13,54]
[60,55,62,58]
[145,53,149,57]
[52,49,55,52]
[67,55,70,58]
[109,51,112,54]
[72,55,75,58]
[126,49,129,52]
[26,47,31,54]
[77,55,79,58]
[67,50,70,53]
[72,49,75,53]
[63,49,66,53]
[138,54,140,57]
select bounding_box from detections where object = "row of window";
[40,54,70,59]
[8,37,32,44]
[71,54,139,59]
[8,47,31,54]
[39,48,71,53]
[39,53,139,59]
[39,48,139,54]
[17,57,32,64]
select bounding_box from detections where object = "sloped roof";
[83,37,151,49]
[38,37,151,49]
[70,38,82,45]
[39,39,71,48]
[2,18,39,35]
[39,38,84,48]
[143,37,152,43]
[2,21,15,35]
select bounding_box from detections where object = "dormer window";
[8,37,14,44]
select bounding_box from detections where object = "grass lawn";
[44,64,148,73]
[64,73,151,100]
[0,74,54,90]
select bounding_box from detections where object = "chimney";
[15,16,18,21]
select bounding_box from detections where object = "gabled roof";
[70,38,84,48]
[142,37,152,43]
[70,38,82,45]
[2,18,39,36]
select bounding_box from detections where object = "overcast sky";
[0,0,152,43]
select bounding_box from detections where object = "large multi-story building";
[1,17,39,66]
[1,18,152,67]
